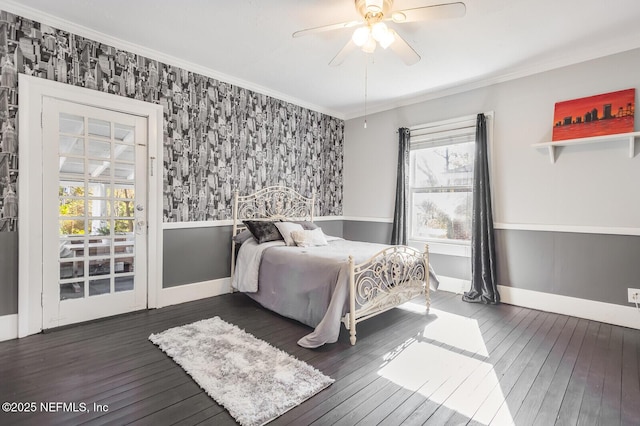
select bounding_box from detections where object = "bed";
[230,186,437,348]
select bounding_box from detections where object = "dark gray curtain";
[391,128,410,245]
[463,114,500,304]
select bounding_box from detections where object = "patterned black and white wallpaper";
[0,10,343,231]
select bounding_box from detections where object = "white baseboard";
[435,279,640,330]
[156,278,231,308]
[498,285,640,330]
[0,314,18,342]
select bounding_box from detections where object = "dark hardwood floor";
[1,290,639,425]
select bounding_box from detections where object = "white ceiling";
[5,0,640,119]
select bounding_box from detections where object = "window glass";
[409,128,475,243]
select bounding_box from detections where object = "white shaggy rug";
[149,317,333,426]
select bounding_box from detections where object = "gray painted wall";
[497,230,640,306]
[315,220,344,239]
[163,227,233,287]
[343,220,392,244]
[0,232,17,316]
[429,253,471,282]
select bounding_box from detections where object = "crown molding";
[0,0,345,120]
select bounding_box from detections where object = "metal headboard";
[230,186,315,281]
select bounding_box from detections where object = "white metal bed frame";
[231,186,430,345]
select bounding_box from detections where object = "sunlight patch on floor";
[378,308,513,425]
[420,307,489,356]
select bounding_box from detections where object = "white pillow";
[291,228,328,247]
[274,222,305,246]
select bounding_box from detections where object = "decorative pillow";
[292,220,319,230]
[274,222,305,246]
[232,229,254,245]
[291,228,328,247]
[243,220,283,244]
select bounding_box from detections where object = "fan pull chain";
[364,58,368,129]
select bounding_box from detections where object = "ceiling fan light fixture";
[371,22,395,49]
[352,26,371,47]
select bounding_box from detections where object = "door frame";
[18,74,164,337]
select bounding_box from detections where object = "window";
[409,116,477,244]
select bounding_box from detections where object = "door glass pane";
[114,219,134,234]
[88,159,111,179]
[59,136,84,156]
[88,118,111,138]
[59,198,85,217]
[114,163,134,181]
[60,259,84,279]
[87,181,108,197]
[60,282,84,300]
[59,113,84,135]
[87,139,111,159]
[115,276,134,292]
[60,219,85,236]
[115,240,134,258]
[87,243,111,260]
[89,278,110,296]
[88,219,110,236]
[64,240,84,256]
[113,201,134,218]
[114,143,134,163]
[59,157,85,176]
[111,185,134,199]
[114,257,134,274]
[89,258,111,276]
[87,199,110,217]
[114,123,134,142]
[59,182,85,197]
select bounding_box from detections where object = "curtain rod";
[395,111,494,133]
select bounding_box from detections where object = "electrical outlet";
[628,288,640,303]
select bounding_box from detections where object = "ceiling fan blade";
[329,39,357,66]
[388,30,421,65]
[293,20,363,38]
[391,2,466,23]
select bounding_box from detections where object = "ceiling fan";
[293,0,466,66]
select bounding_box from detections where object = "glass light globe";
[352,27,371,47]
[371,22,388,42]
[378,28,396,49]
[362,36,377,53]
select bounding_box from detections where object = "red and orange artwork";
[552,88,635,141]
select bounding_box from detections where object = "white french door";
[41,98,148,328]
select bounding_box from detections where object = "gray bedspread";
[232,238,438,348]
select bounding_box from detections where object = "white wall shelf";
[532,131,640,163]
